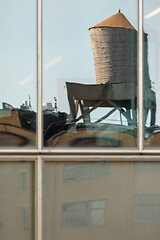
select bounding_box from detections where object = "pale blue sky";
[0,0,37,109]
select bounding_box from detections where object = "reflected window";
[134,162,160,172]
[62,199,105,228]
[19,172,27,193]
[63,162,109,182]
[20,208,29,231]
[133,195,160,224]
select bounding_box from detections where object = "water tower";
[89,10,151,89]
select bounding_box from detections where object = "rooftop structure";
[90,9,136,30]
[89,10,151,90]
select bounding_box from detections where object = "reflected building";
[0,108,36,147]
[43,161,160,240]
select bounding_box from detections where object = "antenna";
[54,97,57,112]
[28,95,31,109]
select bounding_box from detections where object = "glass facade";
[1,0,160,240]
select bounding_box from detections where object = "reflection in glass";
[143,1,160,147]
[63,162,109,181]
[43,161,160,240]
[0,161,34,240]
[0,1,37,147]
[43,0,138,148]
[133,195,160,224]
[62,199,105,228]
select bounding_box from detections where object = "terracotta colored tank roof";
[90,10,136,30]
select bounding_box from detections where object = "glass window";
[43,160,160,240]
[0,161,34,240]
[43,0,138,148]
[0,0,37,147]
[143,0,160,148]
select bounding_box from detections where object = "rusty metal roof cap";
[90,10,136,31]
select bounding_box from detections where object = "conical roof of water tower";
[89,10,136,30]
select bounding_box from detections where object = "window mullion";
[138,0,144,152]
[35,157,43,240]
[37,0,43,151]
